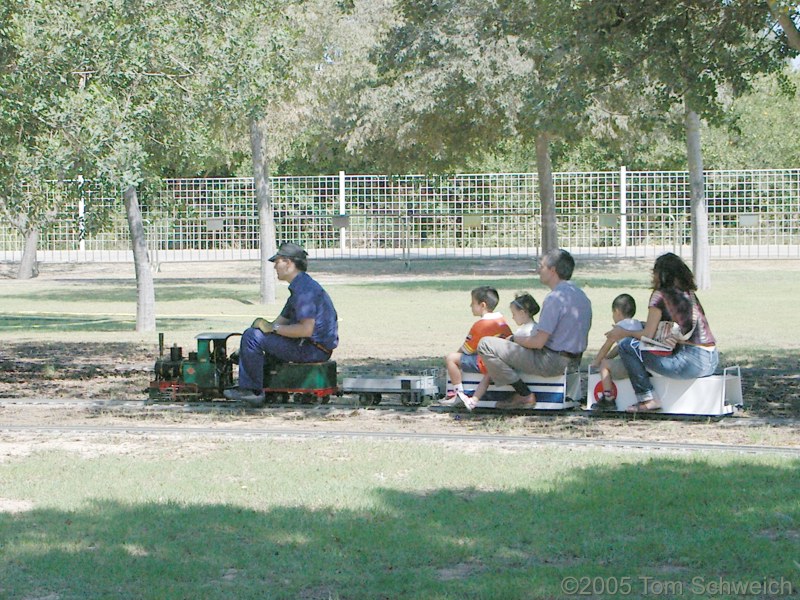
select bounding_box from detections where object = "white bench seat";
[447,369,581,410]
[586,366,743,416]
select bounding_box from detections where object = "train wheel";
[319,395,330,405]
[401,394,423,407]
[359,392,382,406]
[294,393,316,404]
[267,392,289,404]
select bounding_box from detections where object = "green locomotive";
[149,332,338,403]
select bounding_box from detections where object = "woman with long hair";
[604,253,719,412]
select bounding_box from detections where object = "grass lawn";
[1,258,799,599]
[1,439,798,600]
[1,258,799,359]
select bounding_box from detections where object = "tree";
[0,0,78,279]
[348,0,603,253]
[274,0,398,176]
[52,0,218,331]
[187,1,311,305]
[584,0,795,288]
[702,68,800,168]
[768,1,800,50]
[2,0,304,327]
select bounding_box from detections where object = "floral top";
[649,288,716,346]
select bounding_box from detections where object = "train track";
[1,424,798,456]
[2,403,799,457]
[0,395,768,423]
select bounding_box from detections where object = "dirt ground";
[1,259,799,452]
[1,337,799,452]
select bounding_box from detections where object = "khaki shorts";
[478,336,573,385]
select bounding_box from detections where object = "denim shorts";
[461,353,480,372]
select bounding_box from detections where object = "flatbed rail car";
[341,373,441,406]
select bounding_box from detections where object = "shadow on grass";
[1,458,797,600]
[719,348,800,419]
[0,340,797,418]
[339,356,445,376]
[0,284,254,303]
[0,314,204,333]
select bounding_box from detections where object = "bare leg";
[445,352,463,386]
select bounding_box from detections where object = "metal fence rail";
[1,168,798,262]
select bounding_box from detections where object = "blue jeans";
[238,327,331,390]
[616,338,719,396]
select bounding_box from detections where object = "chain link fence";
[1,168,798,262]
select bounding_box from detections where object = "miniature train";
[148,332,440,406]
[149,332,742,415]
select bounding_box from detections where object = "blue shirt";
[280,271,339,351]
[538,280,592,354]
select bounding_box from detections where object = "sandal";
[625,399,662,413]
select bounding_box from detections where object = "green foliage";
[578,0,794,123]
[551,67,800,171]
[701,69,800,169]
[2,0,798,183]
[350,0,596,172]
[1,0,306,216]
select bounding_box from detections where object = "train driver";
[224,242,339,406]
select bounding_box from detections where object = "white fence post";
[620,165,628,250]
[339,170,347,253]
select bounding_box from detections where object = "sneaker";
[438,396,460,407]
[457,391,477,411]
[593,392,616,411]
[223,387,266,407]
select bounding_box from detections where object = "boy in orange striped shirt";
[443,286,512,406]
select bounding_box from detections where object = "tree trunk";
[767,1,800,51]
[535,132,558,253]
[123,185,156,331]
[16,227,39,279]
[685,105,710,290]
[250,117,277,305]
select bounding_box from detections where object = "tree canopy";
[1,0,798,289]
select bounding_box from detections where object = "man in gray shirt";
[478,248,592,408]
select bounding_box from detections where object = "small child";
[509,292,540,340]
[462,292,540,409]
[591,293,643,408]
[444,286,512,406]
